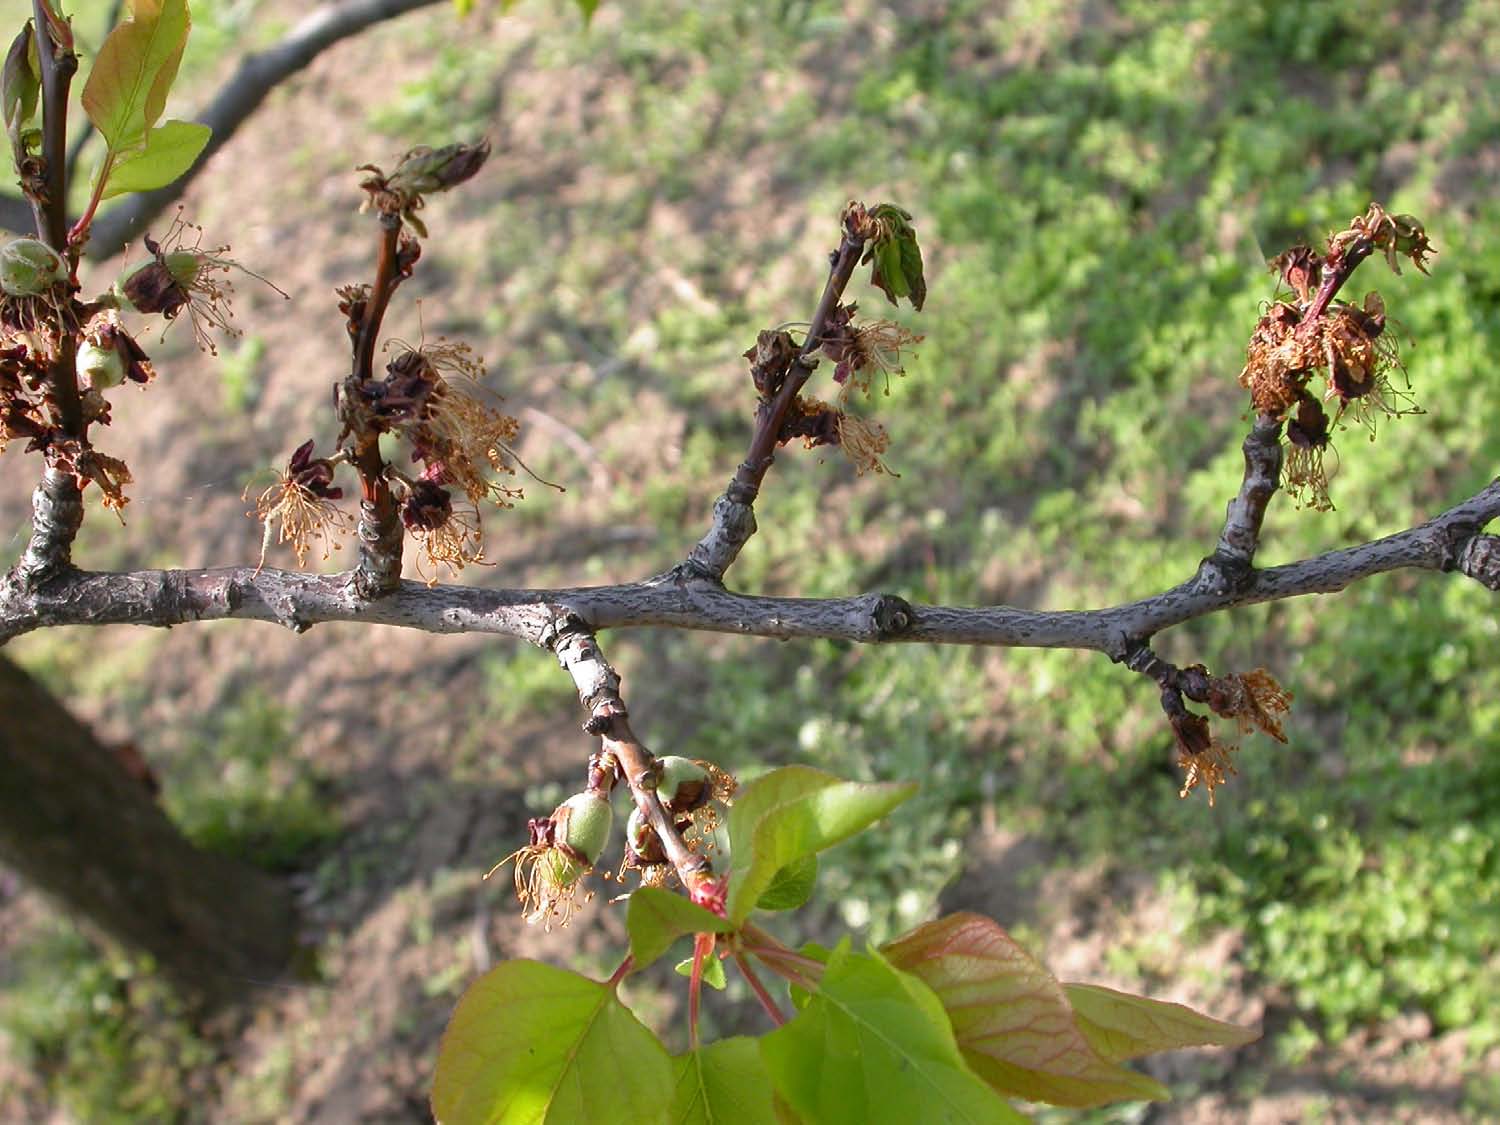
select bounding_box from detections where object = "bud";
[0,237,64,297]
[389,140,491,196]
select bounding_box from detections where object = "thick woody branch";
[14,467,83,588]
[2,476,1495,653]
[683,235,865,583]
[548,619,717,901]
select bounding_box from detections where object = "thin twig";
[682,232,866,583]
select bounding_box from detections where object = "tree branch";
[2,476,1494,653]
[681,232,865,583]
[548,618,721,905]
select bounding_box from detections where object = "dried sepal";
[73,447,132,518]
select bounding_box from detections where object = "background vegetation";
[1,0,1497,1120]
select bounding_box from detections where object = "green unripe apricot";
[658,756,710,810]
[76,340,126,390]
[0,238,65,297]
[555,791,613,868]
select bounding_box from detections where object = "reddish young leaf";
[883,913,1168,1108]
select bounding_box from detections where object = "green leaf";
[626,885,730,971]
[726,766,914,924]
[672,1038,780,1125]
[675,955,726,990]
[760,946,1027,1124]
[884,913,1167,1108]
[755,854,818,912]
[99,119,209,199]
[2,25,39,162]
[82,0,191,153]
[870,239,908,306]
[1064,983,1260,1062]
[899,232,927,311]
[431,959,673,1125]
[576,0,601,22]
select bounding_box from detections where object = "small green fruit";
[555,791,613,867]
[0,238,64,297]
[658,756,710,810]
[76,340,126,389]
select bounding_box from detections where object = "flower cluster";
[1166,665,1293,807]
[1239,203,1432,510]
[619,757,738,891]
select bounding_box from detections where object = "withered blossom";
[820,303,924,394]
[836,411,896,476]
[249,440,352,568]
[1283,395,1335,512]
[116,214,285,355]
[1168,709,1237,807]
[399,479,486,583]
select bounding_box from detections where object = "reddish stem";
[689,932,714,1049]
[606,954,634,990]
[734,952,787,1027]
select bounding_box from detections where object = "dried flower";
[820,302,923,394]
[487,792,611,930]
[1204,667,1293,743]
[115,214,285,355]
[836,411,896,476]
[1284,394,1335,512]
[399,479,486,583]
[1177,740,1237,807]
[249,440,352,568]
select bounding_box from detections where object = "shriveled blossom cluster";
[619,758,739,891]
[1163,665,1293,807]
[755,300,921,477]
[1239,203,1433,510]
